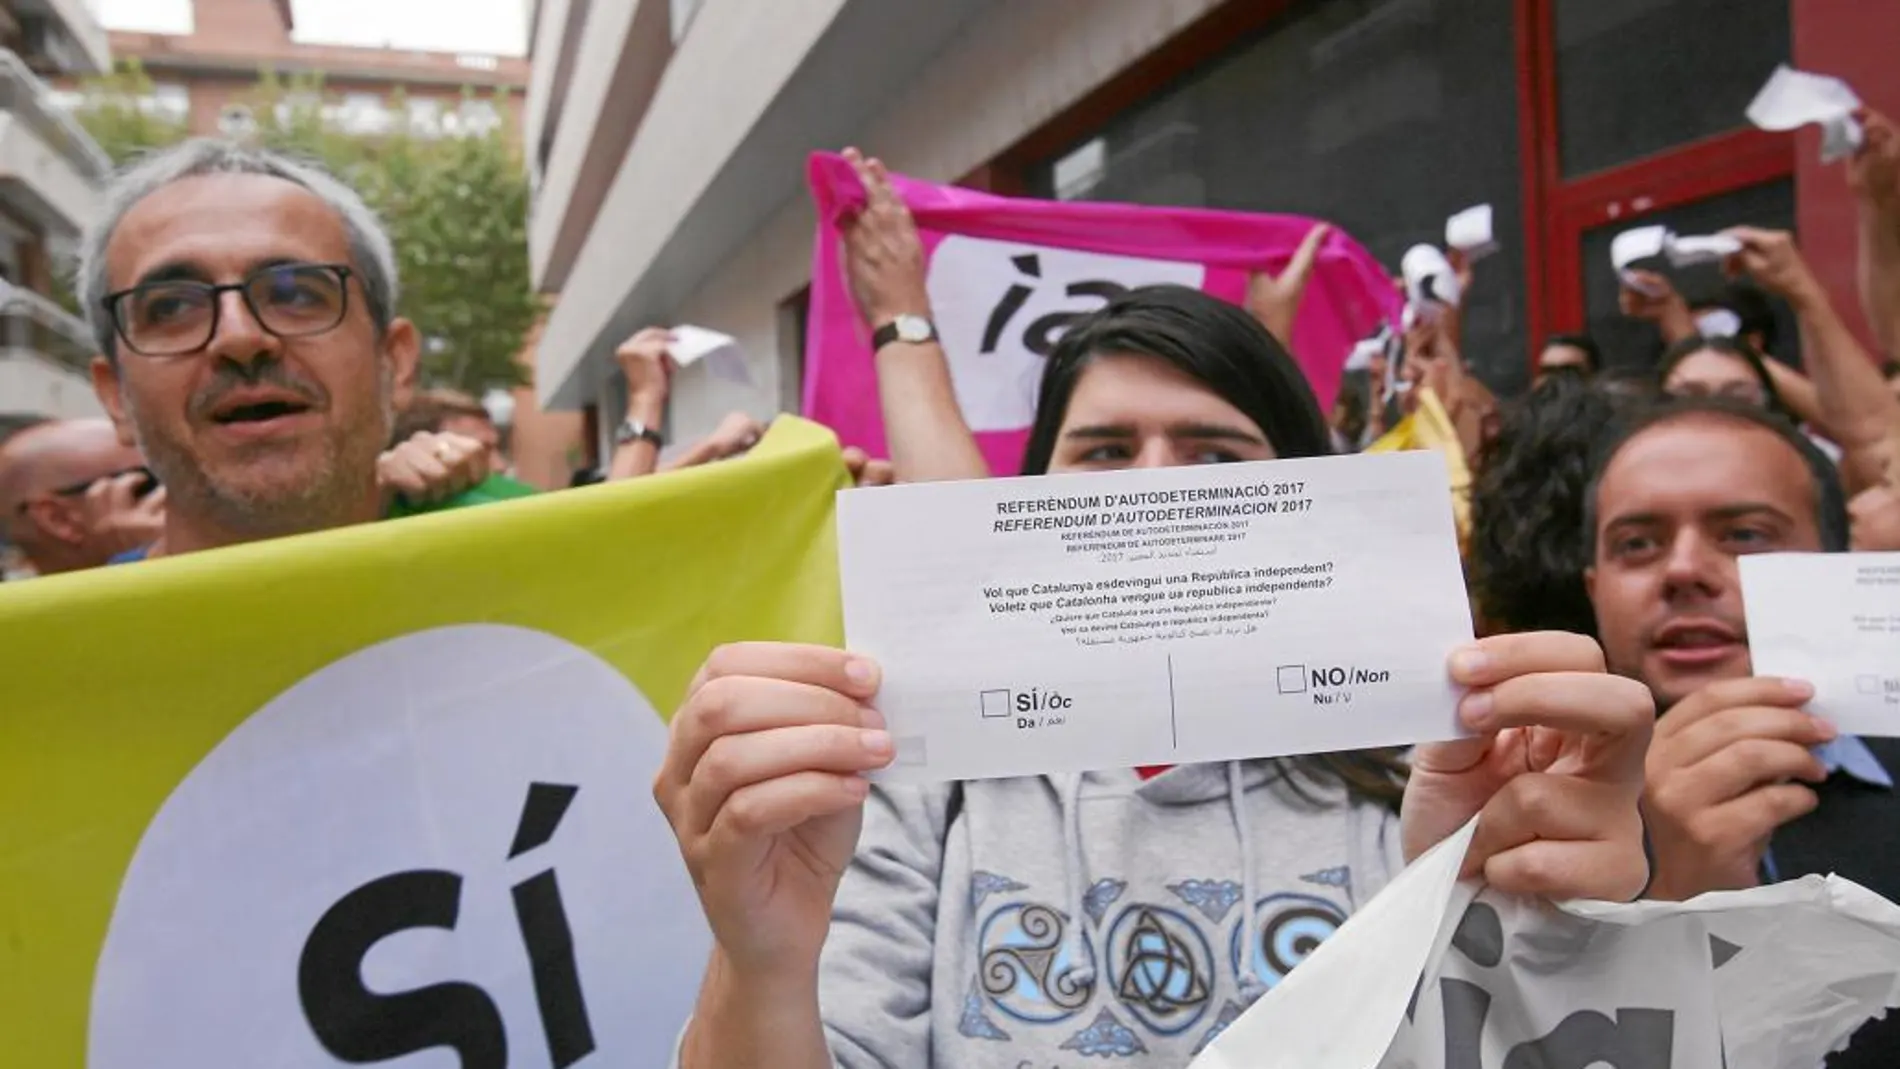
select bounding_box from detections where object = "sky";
[93,0,531,57]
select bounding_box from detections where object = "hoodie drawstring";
[1229,761,1267,1003]
[1058,773,1096,988]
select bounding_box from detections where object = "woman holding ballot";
[654,151,1656,1068]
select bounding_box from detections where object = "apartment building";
[525,0,1899,459]
[0,0,111,433]
[85,0,528,141]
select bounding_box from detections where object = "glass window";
[457,99,502,137]
[1026,0,1531,394]
[1554,0,1789,178]
[142,84,189,124]
[336,92,391,136]
[1576,179,1798,374]
[407,97,443,137]
[273,91,321,127]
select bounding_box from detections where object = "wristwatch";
[872,314,938,351]
[615,417,665,448]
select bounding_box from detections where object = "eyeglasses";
[103,262,354,357]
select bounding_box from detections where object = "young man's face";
[1586,416,1824,709]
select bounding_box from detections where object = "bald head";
[0,419,138,511]
[0,420,146,572]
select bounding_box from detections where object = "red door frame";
[1515,0,1796,349]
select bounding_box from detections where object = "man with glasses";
[0,418,158,575]
[77,139,519,561]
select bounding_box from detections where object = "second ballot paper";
[837,450,1474,781]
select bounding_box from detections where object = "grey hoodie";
[805,759,1404,1067]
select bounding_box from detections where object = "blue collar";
[1815,734,1894,789]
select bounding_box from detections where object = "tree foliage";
[69,62,537,393]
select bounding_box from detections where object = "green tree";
[69,63,537,393]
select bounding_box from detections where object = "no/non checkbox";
[980,689,1013,718]
[1276,666,1307,695]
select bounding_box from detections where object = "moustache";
[187,359,328,423]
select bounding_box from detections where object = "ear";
[23,496,84,546]
[1583,564,1597,602]
[383,317,421,413]
[90,355,138,447]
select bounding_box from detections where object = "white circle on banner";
[88,624,709,1069]
[924,234,1206,432]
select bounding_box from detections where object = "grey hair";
[76,138,400,357]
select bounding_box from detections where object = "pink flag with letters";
[801,151,1402,475]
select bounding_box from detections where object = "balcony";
[7,0,111,76]
[0,48,111,237]
[0,278,102,420]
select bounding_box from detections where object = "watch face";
[895,315,932,343]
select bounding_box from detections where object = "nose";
[1130,437,1179,470]
[1659,527,1725,600]
[204,287,280,366]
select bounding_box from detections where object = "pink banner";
[801,151,1401,475]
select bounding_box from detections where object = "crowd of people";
[0,98,1895,1068]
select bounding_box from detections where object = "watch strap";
[616,418,664,448]
[872,317,937,351]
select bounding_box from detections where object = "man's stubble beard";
[127,363,395,544]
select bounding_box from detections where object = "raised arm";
[839,148,989,483]
[1728,226,1900,493]
[1850,109,1900,357]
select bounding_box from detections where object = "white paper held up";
[1445,205,1498,262]
[1741,551,1900,737]
[1402,244,1462,310]
[1189,821,1480,1069]
[669,324,753,386]
[1193,813,1900,1069]
[1611,225,1670,295]
[1666,232,1744,268]
[1747,64,1865,163]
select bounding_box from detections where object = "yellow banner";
[1367,386,1472,543]
[0,417,845,1067]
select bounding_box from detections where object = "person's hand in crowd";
[1849,482,1900,550]
[1245,223,1330,348]
[842,445,895,487]
[664,412,768,471]
[1618,270,1698,343]
[616,327,676,410]
[1641,677,1835,900]
[378,431,489,507]
[79,470,165,558]
[1401,313,1462,413]
[1848,108,1900,214]
[1403,631,1654,901]
[656,644,892,984]
[840,147,930,330]
[1723,227,1827,311]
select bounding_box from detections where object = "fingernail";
[1814,717,1839,740]
[860,705,887,731]
[1785,678,1816,701]
[1450,647,1489,679]
[1460,690,1495,731]
[845,657,879,690]
[860,729,893,757]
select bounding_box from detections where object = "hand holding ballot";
[1404,631,1654,900]
[1642,676,1836,901]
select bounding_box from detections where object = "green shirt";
[385,473,539,519]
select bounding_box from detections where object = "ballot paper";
[1611,224,1670,295]
[1748,64,1864,164]
[837,450,1472,781]
[1402,244,1462,310]
[1444,204,1498,262]
[1191,815,1900,1069]
[1667,232,1744,268]
[669,324,753,385]
[1741,552,1900,737]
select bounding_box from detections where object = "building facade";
[85,0,528,142]
[0,0,111,433]
[525,0,1898,458]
